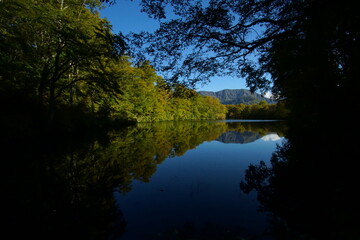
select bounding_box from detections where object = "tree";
[126,0,297,91]
[0,0,124,124]
[126,0,359,123]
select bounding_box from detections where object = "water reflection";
[240,123,359,240]
[112,121,286,240]
[216,131,262,143]
[4,120,287,240]
[261,133,281,142]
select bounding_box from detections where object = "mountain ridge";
[197,89,276,105]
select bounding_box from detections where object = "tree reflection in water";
[4,120,287,240]
[240,124,358,240]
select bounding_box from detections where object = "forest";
[0,0,230,139]
[0,0,293,141]
[226,100,289,120]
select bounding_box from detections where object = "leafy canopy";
[125,0,359,106]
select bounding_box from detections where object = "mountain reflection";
[216,131,281,144]
[216,131,262,144]
[4,120,287,240]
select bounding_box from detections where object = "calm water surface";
[114,120,287,240]
[5,119,288,240]
[7,119,356,239]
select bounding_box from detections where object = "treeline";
[113,73,227,122]
[226,101,289,120]
[0,0,226,136]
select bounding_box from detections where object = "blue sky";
[99,0,248,92]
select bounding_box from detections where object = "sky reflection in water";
[115,124,285,240]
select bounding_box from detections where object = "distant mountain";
[197,89,276,105]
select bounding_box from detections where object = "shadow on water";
[3,120,290,240]
[240,121,359,240]
[3,130,127,240]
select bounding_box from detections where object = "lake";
[112,120,287,240]
[4,119,288,240]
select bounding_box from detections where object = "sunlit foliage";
[226,100,289,119]
[0,0,226,136]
